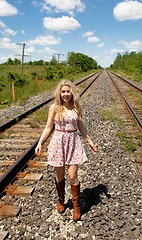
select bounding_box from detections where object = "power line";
[16,43,31,76]
[54,53,64,63]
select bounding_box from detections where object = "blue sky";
[0,0,142,68]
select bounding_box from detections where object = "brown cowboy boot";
[71,183,81,221]
[55,178,65,214]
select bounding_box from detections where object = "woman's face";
[60,85,72,103]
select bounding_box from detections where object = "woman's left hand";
[89,142,97,154]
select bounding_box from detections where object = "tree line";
[0,52,102,91]
[110,51,142,74]
[2,52,101,69]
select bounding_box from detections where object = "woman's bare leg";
[67,164,79,185]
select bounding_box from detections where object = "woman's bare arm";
[78,119,97,154]
[35,104,54,155]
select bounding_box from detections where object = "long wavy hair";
[53,79,82,120]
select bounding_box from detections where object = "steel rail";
[108,70,142,92]
[0,71,100,133]
[0,98,53,133]
[107,71,142,129]
[0,138,39,194]
[0,71,102,195]
[75,71,101,86]
[79,71,102,97]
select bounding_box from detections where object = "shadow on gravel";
[65,184,111,216]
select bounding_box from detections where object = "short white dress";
[48,111,87,167]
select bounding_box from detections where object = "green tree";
[67,52,98,72]
[50,55,58,66]
[13,58,21,65]
[6,58,14,65]
[33,60,44,65]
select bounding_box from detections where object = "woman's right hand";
[35,143,42,156]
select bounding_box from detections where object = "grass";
[7,129,13,137]
[80,83,86,87]
[87,93,92,97]
[117,131,137,152]
[0,133,5,139]
[110,97,116,102]
[25,120,39,128]
[100,108,141,153]
[0,68,97,109]
[101,109,124,129]
[112,69,142,84]
[0,78,60,108]
[33,108,49,123]
[135,133,142,142]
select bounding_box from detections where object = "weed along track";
[0,71,142,239]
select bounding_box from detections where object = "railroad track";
[0,70,141,239]
[0,71,102,226]
[106,70,142,172]
[107,71,142,128]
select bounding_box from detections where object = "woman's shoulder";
[49,103,55,109]
[49,103,55,113]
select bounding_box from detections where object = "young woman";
[35,79,97,221]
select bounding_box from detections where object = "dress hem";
[47,160,87,167]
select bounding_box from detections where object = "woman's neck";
[63,102,73,110]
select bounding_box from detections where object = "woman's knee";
[68,174,79,185]
[68,165,79,185]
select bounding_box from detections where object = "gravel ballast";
[0,71,141,240]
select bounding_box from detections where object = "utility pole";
[54,53,64,63]
[16,43,30,76]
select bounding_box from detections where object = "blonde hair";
[53,79,82,120]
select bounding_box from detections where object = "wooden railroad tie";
[0,159,48,167]
[137,165,142,172]
[0,230,9,240]
[0,204,21,217]
[17,172,43,181]
[5,184,34,196]
[27,159,48,168]
[0,152,23,157]
[135,158,142,163]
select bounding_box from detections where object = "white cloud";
[93,55,100,61]
[42,0,85,15]
[0,55,8,63]
[4,28,17,36]
[0,19,6,28]
[0,37,18,50]
[118,40,142,51]
[43,16,81,32]
[37,46,55,54]
[26,46,35,53]
[110,48,124,54]
[87,36,100,43]
[113,1,142,21]
[28,35,61,46]
[97,43,104,47]
[0,0,18,16]
[21,30,25,35]
[82,31,95,38]
[0,19,17,36]
[105,48,125,55]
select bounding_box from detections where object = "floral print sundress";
[48,111,87,167]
